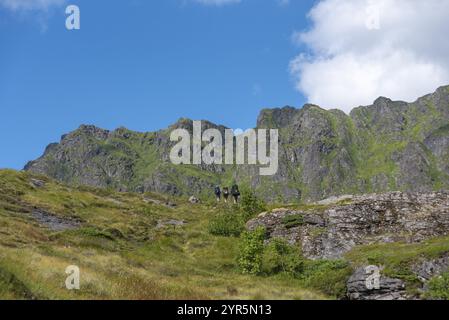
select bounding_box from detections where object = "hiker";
[231,184,240,204]
[223,187,230,203]
[214,186,222,202]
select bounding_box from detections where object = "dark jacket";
[231,185,240,196]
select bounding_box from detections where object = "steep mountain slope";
[252,85,449,201]
[25,120,230,198]
[25,86,449,202]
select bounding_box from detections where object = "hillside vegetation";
[2,169,449,300]
[0,169,329,300]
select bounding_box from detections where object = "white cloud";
[0,0,65,11]
[290,0,449,113]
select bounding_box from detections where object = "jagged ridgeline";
[25,86,449,202]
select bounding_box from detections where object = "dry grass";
[0,170,326,300]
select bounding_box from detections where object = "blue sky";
[2,0,449,169]
[0,0,315,169]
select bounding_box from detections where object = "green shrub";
[238,227,266,275]
[239,187,266,221]
[282,214,304,229]
[426,272,449,300]
[299,259,352,298]
[75,227,116,240]
[208,214,244,237]
[261,238,304,277]
[0,266,35,299]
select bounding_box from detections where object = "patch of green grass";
[0,265,35,300]
[282,214,304,229]
[426,272,449,300]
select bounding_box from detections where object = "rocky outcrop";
[247,191,449,300]
[412,253,449,283]
[347,267,407,300]
[30,209,82,231]
[346,256,449,300]
[247,192,449,259]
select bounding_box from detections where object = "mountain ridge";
[25,85,449,202]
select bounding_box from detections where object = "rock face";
[347,267,406,300]
[247,192,449,260]
[30,209,81,231]
[346,255,449,300]
[25,86,449,201]
[412,253,449,283]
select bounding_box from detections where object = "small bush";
[208,214,244,237]
[426,272,449,300]
[239,187,266,221]
[238,227,266,275]
[0,266,35,299]
[261,238,304,277]
[73,227,116,240]
[300,259,352,298]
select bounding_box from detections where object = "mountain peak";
[257,105,299,128]
[373,96,393,106]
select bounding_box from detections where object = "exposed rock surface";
[143,197,177,208]
[30,209,81,231]
[156,219,186,229]
[412,253,449,283]
[346,256,449,300]
[247,191,449,259]
[347,267,407,300]
[29,178,46,188]
[246,191,449,300]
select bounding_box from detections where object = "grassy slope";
[0,170,324,300]
[2,169,449,300]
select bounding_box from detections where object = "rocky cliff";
[25,86,449,202]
